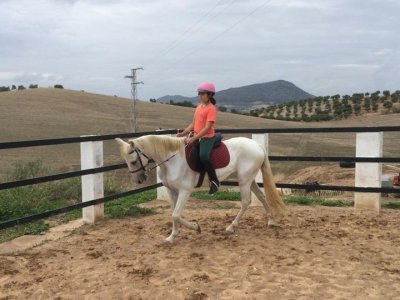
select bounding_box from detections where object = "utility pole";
[124,67,143,132]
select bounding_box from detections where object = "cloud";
[0,0,399,99]
[0,71,64,86]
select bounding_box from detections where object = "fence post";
[251,133,269,206]
[80,136,104,223]
[354,132,383,213]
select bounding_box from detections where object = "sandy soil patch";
[1,199,400,299]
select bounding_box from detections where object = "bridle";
[128,148,151,174]
[128,148,178,174]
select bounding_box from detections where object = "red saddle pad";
[185,142,230,172]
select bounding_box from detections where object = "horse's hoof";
[267,219,281,228]
[224,228,234,235]
[156,240,173,248]
[164,238,174,244]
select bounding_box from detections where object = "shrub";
[0,86,10,92]
[391,103,400,113]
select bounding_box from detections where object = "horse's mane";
[132,135,184,158]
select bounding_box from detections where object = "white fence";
[80,132,386,224]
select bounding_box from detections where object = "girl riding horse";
[177,82,219,194]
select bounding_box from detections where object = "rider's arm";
[179,114,195,136]
[180,121,194,136]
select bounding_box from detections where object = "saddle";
[185,132,230,187]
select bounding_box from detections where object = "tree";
[391,93,398,103]
[372,100,379,112]
[0,86,10,92]
[325,101,332,112]
[383,100,393,110]
[372,90,380,96]
[17,85,26,90]
[149,98,156,103]
[29,84,38,89]
[168,100,195,108]
[363,97,371,112]
[11,85,16,90]
[353,103,362,115]
[382,90,390,99]
[218,106,227,112]
[54,84,64,89]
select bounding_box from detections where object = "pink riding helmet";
[197,82,216,94]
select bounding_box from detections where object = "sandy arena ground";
[1,199,400,300]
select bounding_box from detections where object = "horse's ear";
[129,140,135,149]
[115,138,128,146]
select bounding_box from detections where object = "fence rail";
[0,163,126,191]
[223,181,400,193]
[269,156,400,163]
[1,125,400,231]
[218,125,400,134]
[1,126,400,150]
[0,183,162,230]
[0,130,176,149]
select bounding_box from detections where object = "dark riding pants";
[199,135,218,164]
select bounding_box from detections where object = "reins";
[128,148,178,174]
[129,136,191,174]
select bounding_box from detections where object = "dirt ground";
[1,199,400,300]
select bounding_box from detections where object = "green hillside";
[250,90,400,122]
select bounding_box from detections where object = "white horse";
[116,135,286,243]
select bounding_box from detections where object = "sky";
[0,0,399,100]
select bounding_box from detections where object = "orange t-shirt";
[194,104,217,138]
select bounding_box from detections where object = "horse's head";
[115,138,149,184]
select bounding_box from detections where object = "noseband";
[129,148,151,174]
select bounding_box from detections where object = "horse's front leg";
[165,187,178,211]
[165,189,200,243]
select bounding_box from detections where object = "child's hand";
[185,137,194,145]
[176,132,185,137]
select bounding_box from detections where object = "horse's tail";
[261,151,287,219]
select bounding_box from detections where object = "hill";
[156,94,188,103]
[157,80,314,111]
[250,90,400,122]
[0,88,398,183]
[0,88,295,175]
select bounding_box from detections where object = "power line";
[143,0,238,68]
[147,0,273,77]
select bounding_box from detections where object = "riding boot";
[204,161,219,194]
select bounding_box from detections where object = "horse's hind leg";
[225,182,251,233]
[250,180,277,227]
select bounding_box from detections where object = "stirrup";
[209,181,219,194]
